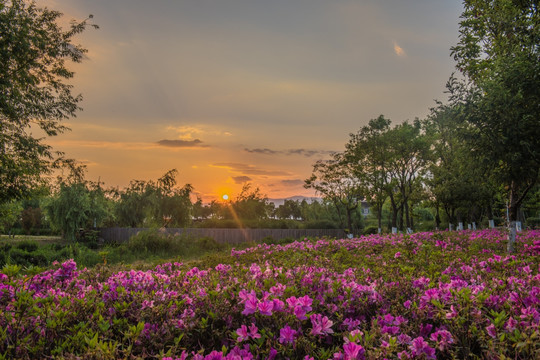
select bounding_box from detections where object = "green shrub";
[363,226,379,235]
[15,240,39,252]
[194,236,226,252]
[302,220,339,229]
[8,248,48,267]
[258,236,296,245]
[526,217,540,229]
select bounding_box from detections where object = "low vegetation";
[1,229,538,359]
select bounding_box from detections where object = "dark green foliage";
[8,248,48,267]
[15,240,38,252]
[0,0,97,203]
[126,229,227,259]
[115,169,193,228]
[526,218,540,229]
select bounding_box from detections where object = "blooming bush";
[0,229,539,359]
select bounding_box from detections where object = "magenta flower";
[311,314,334,336]
[286,296,300,308]
[258,300,274,316]
[242,295,258,315]
[278,325,297,344]
[236,323,260,342]
[272,298,285,312]
[486,323,497,338]
[236,325,249,342]
[409,337,436,360]
[343,342,365,360]
[505,317,518,332]
[248,323,261,339]
[294,306,308,320]
[430,329,454,350]
[298,295,313,312]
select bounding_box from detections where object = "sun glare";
[222,194,229,201]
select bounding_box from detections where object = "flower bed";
[1,229,539,359]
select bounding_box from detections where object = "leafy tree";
[423,83,496,230]
[0,0,97,203]
[228,183,270,221]
[451,0,540,251]
[275,199,302,220]
[305,152,363,234]
[45,164,110,241]
[345,115,392,233]
[115,169,193,228]
[0,200,22,236]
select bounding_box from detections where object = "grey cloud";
[156,139,208,148]
[232,176,252,184]
[244,147,333,157]
[212,162,290,176]
[244,148,279,155]
[281,179,304,186]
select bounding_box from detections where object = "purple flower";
[505,317,518,332]
[298,295,313,312]
[403,300,411,309]
[236,325,249,342]
[343,342,365,360]
[409,337,436,360]
[294,306,308,320]
[279,325,297,344]
[242,295,258,315]
[272,298,285,312]
[268,348,278,360]
[311,313,334,336]
[486,323,497,338]
[430,329,454,350]
[248,323,261,339]
[257,300,274,316]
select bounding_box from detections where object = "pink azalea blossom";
[257,300,274,316]
[311,313,334,335]
[278,325,297,344]
[409,337,436,360]
[343,342,365,360]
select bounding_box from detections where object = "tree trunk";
[404,201,411,230]
[377,204,383,234]
[389,193,398,230]
[435,204,441,230]
[507,181,520,253]
[346,207,353,235]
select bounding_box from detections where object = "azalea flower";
[278,325,297,344]
[311,313,334,335]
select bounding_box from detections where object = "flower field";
[1,229,539,359]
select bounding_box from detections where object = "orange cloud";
[393,41,406,57]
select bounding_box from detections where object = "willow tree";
[451,0,540,252]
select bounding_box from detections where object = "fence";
[99,227,345,245]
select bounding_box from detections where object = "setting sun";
[222,194,229,201]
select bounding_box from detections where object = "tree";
[423,82,497,230]
[46,163,111,241]
[229,183,270,221]
[345,115,392,233]
[115,169,193,228]
[0,0,97,204]
[305,152,363,234]
[451,0,540,252]
[0,200,22,236]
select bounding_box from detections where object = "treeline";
[0,166,361,240]
[305,104,540,235]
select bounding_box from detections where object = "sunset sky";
[37,0,463,202]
